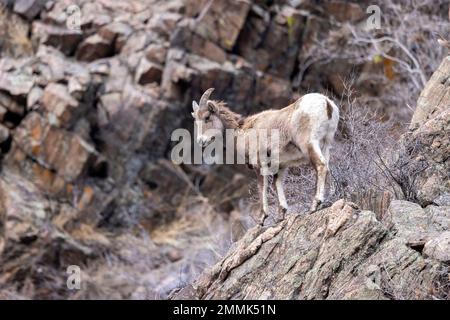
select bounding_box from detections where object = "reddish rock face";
[11,112,97,183]
[41,83,79,127]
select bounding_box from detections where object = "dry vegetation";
[300,0,449,121]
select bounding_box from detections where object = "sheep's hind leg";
[274,168,288,222]
[308,141,328,213]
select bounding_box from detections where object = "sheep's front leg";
[256,173,269,226]
[274,168,288,222]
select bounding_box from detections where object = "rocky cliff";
[0,0,448,299]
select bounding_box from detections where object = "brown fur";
[209,101,242,129]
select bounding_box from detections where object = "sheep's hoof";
[317,200,333,210]
[276,207,287,222]
[259,211,268,226]
[309,200,321,214]
[309,200,332,214]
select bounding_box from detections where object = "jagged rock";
[10,112,97,183]
[423,231,450,263]
[395,56,450,206]
[147,12,182,39]
[193,0,251,51]
[411,56,450,130]
[33,45,91,89]
[80,2,112,29]
[236,5,305,78]
[184,0,209,17]
[32,22,83,56]
[171,25,227,64]
[98,22,134,52]
[120,30,151,55]
[13,0,47,20]
[41,83,79,127]
[162,48,292,112]
[385,200,450,248]
[145,42,168,65]
[0,72,34,97]
[135,58,163,85]
[76,34,114,62]
[174,200,445,300]
[0,169,109,299]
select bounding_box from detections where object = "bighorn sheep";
[192,88,339,225]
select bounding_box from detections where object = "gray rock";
[423,231,450,263]
[32,22,83,56]
[135,58,163,85]
[174,200,444,300]
[13,0,47,20]
[41,83,79,128]
[0,72,34,97]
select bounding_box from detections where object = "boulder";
[98,22,134,52]
[0,72,34,97]
[10,112,97,183]
[145,42,168,65]
[171,25,227,64]
[411,56,450,130]
[13,0,47,20]
[385,200,450,248]
[236,5,305,78]
[162,48,292,113]
[135,58,163,85]
[0,169,109,299]
[76,34,114,62]
[395,57,450,206]
[193,0,251,51]
[32,22,83,56]
[423,231,450,263]
[41,83,79,128]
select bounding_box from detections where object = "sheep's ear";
[192,101,200,112]
[207,100,217,113]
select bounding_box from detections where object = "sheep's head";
[191,88,224,146]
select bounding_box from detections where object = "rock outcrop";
[395,57,450,207]
[173,199,449,300]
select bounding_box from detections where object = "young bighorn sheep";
[192,88,339,225]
